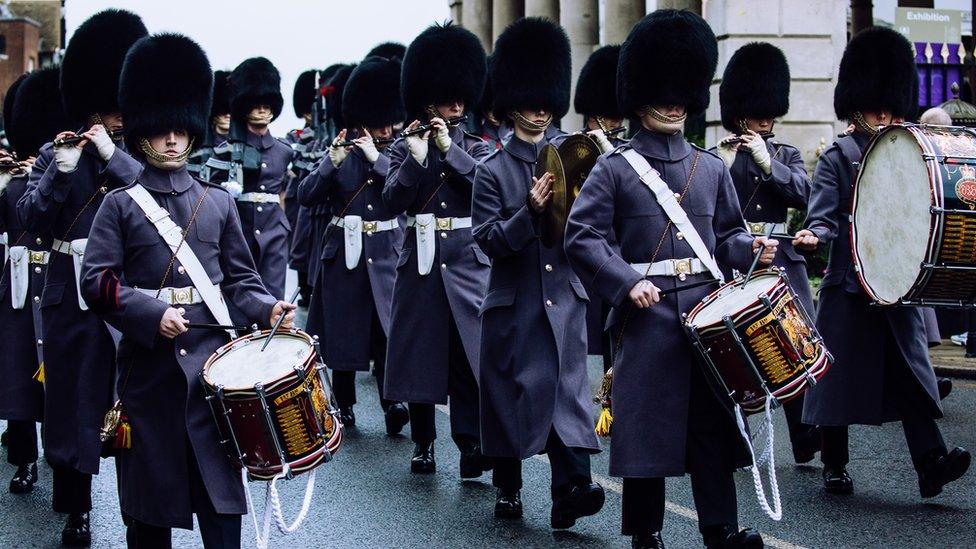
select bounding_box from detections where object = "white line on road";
[435,404,808,549]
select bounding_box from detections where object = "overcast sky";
[65,1,450,134]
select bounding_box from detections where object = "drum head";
[207,332,313,390]
[688,274,780,328]
[853,126,932,304]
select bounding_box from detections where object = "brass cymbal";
[536,143,565,248]
[558,134,601,205]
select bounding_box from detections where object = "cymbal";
[558,134,600,205]
[536,143,565,248]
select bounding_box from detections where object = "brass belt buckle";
[29,251,46,264]
[172,287,193,305]
[363,221,377,234]
[675,258,692,281]
[747,222,766,235]
[436,218,452,230]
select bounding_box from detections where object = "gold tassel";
[595,407,613,437]
[593,367,614,437]
[114,417,132,450]
[33,362,44,383]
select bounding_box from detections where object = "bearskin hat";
[211,70,231,118]
[618,10,717,116]
[366,42,406,62]
[60,9,148,126]
[477,54,495,117]
[401,22,486,120]
[293,69,317,118]
[3,74,27,150]
[834,26,918,121]
[325,64,355,129]
[10,68,68,158]
[342,56,405,128]
[720,42,790,133]
[490,17,571,120]
[574,45,622,119]
[119,33,212,152]
[229,57,283,122]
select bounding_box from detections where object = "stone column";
[706,0,848,169]
[560,0,599,131]
[493,0,525,46]
[604,0,645,44]
[462,0,493,52]
[525,0,559,20]
[650,0,701,13]
[449,0,463,25]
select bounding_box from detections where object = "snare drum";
[201,329,342,480]
[852,124,976,306]
[684,269,831,414]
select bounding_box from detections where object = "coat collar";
[139,163,194,194]
[246,129,275,150]
[629,128,692,162]
[505,133,548,163]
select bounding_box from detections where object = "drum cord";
[243,466,317,549]
[734,395,782,521]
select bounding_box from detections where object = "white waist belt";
[406,215,472,230]
[745,221,787,236]
[331,215,397,270]
[51,237,89,311]
[630,258,706,279]
[136,286,206,306]
[237,192,280,204]
[330,216,397,233]
[406,215,472,275]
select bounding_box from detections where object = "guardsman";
[383,22,492,477]
[298,55,409,434]
[472,17,604,527]
[187,70,230,179]
[1,68,64,497]
[17,10,148,546]
[284,69,318,232]
[795,26,971,498]
[80,33,295,548]
[565,11,777,548]
[712,42,821,465]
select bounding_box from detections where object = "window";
[0,35,6,56]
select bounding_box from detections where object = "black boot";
[9,463,37,494]
[918,447,971,498]
[702,525,763,548]
[632,532,665,549]
[411,443,435,474]
[792,425,821,465]
[550,482,605,529]
[822,466,854,495]
[458,441,492,479]
[494,489,523,519]
[937,378,953,400]
[384,403,409,436]
[339,406,356,429]
[61,512,91,547]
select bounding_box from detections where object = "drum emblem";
[955,165,976,209]
[780,302,816,361]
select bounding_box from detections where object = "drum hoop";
[202,329,315,392]
[685,270,785,332]
[739,353,831,413]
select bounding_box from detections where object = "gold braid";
[138,138,195,164]
[510,111,553,132]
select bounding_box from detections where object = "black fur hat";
[60,9,148,126]
[490,17,571,120]
[211,70,231,118]
[618,10,717,116]
[574,45,622,119]
[342,56,405,128]
[401,22,486,120]
[293,69,317,118]
[477,54,495,116]
[229,57,283,122]
[3,73,27,148]
[10,68,68,158]
[366,42,406,62]
[119,33,212,152]
[325,64,355,129]
[720,42,790,132]
[834,26,918,121]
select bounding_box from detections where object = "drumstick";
[260,286,301,352]
[187,323,250,331]
[741,224,776,289]
[658,278,720,298]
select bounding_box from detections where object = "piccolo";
[0,161,24,173]
[604,126,627,137]
[719,132,775,146]
[400,115,468,138]
[53,129,124,147]
[331,136,396,148]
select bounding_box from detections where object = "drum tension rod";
[929,206,976,215]
[687,327,737,403]
[255,383,292,480]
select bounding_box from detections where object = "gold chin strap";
[138,137,195,164]
[509,111,553,132]
[247,112,273,125]
[852,111,880,136]
[642,107,687,125]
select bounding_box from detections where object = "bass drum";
[852,124,976,306]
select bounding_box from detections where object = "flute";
[53,129,124,147]
[0,161,25,173]
[604,126,627,138]
[719,132,775,146]
[331,136,396,148]
[400,115,468,138]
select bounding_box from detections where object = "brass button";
[676,232,684,241]
[261,162,268,168]
[367,204,374,211]
[255,229,261,235]
[367,258,373,264]
[678,273,687,281]
[545,299,553,307]
[440,232,447,239]
[440,172,446,179]
[441,263,447,270]
[440,202,447,209]
[545,264,553,272]
[34,266,42,274]
[179,349,187,357]
[257,206,264,212]
[259,185,266,191]
[367,178,373,185]
[37,339,43,346]
[178,266,186,275]
[755,204,763,211]
[35,238,42,245]
[33,296,39,303]
[673,192,681,199]
[754,176,760,182]
[176,307,186,315]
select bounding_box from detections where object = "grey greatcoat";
[0,173,46,422]
[297,147,399,371]
[801,133,942,426]
[564,130,756,477]
[80,165,277,528]
[472,134,600,459]
[382,126,491,404]
[17,142,143,475]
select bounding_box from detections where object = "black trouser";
[408,316,480,447]
[331,309,395,412]
[126,442,242,549]
[492,429,592,497]
[4,420,38,466]
[52,466,92,514]
[821,351,946,473]
[621,365,739,537]
[783,396,816,445]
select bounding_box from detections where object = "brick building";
[0,0,64,131]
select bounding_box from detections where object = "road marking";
[435,405,807,549]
